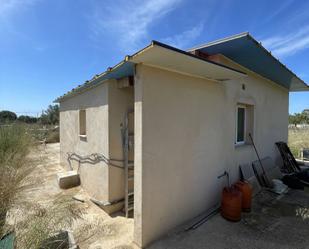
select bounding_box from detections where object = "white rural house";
[55,32,309,248]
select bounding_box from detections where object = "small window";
[236,105,246,144]
[79,110,86,136]
[235,103,254,146]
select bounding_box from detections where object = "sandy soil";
[8,142,309,249]
[8,143,135,249]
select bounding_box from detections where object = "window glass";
[79,110,86,135]
[237,107,245,143]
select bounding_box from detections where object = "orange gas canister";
[221,186,242,221]
[235,181,252,212]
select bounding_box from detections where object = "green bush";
[0,111,17,124]
[17,115,38,124]
[39,105,59,125]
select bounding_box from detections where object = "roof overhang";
[55,41,246,102]
[189,32,309,92]
[127,41,246,81]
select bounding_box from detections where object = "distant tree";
[299,112,309,124]
[0,110,17,124]
[17,115,38,124]
[302,109,309,115]
[289,112,309,127]
[289,114,297,127]
[40,105,59,125]
[302,109,309,121]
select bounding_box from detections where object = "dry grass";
[0,125,35,237]
[45,128,59,143]
[0,125,81,248]
[15,194,82,249]
[288,127,309,158]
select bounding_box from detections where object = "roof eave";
[188,32,250,52]
[55,40,247,103]
[189,32,309,92]
[245,34,308,91]
[54,59,129,103]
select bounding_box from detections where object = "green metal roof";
[189,32,309,92]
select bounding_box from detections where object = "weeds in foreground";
[0,125,80,248]
[15,194,82,249]
[0,125,35,237]
[45,128,59,143]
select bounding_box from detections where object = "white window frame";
[236,104,246,145]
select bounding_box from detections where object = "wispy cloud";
[261,0,294,25]
[0,0,37,18]
[89,0,182,52]
[262,26,309,57]
[161,23,204,49]
[0,0,45,53]
[0,0,20,16]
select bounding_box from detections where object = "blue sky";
[0,0,308,116]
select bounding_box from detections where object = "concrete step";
[57,170,80,189]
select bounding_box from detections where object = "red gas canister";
[221,186,242,221]
[235,181,252,212]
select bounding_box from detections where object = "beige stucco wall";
[108,80,134,201]
[134,64,288,247]
[60,82,110,201]
[59,79,134,203]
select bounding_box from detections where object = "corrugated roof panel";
[55,61,135,102]
[190,33,309,92]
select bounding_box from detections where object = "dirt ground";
[149,189,309,249]
[8,143,135,249]
[9,143,309,249]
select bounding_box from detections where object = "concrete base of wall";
[103,201,125,214]
[90,198,125,215]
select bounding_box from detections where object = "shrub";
[0,111,17,124]
[39,105,59,125]
[17,115,38,124]
[46,128,60,143]
[0,125,80,248]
